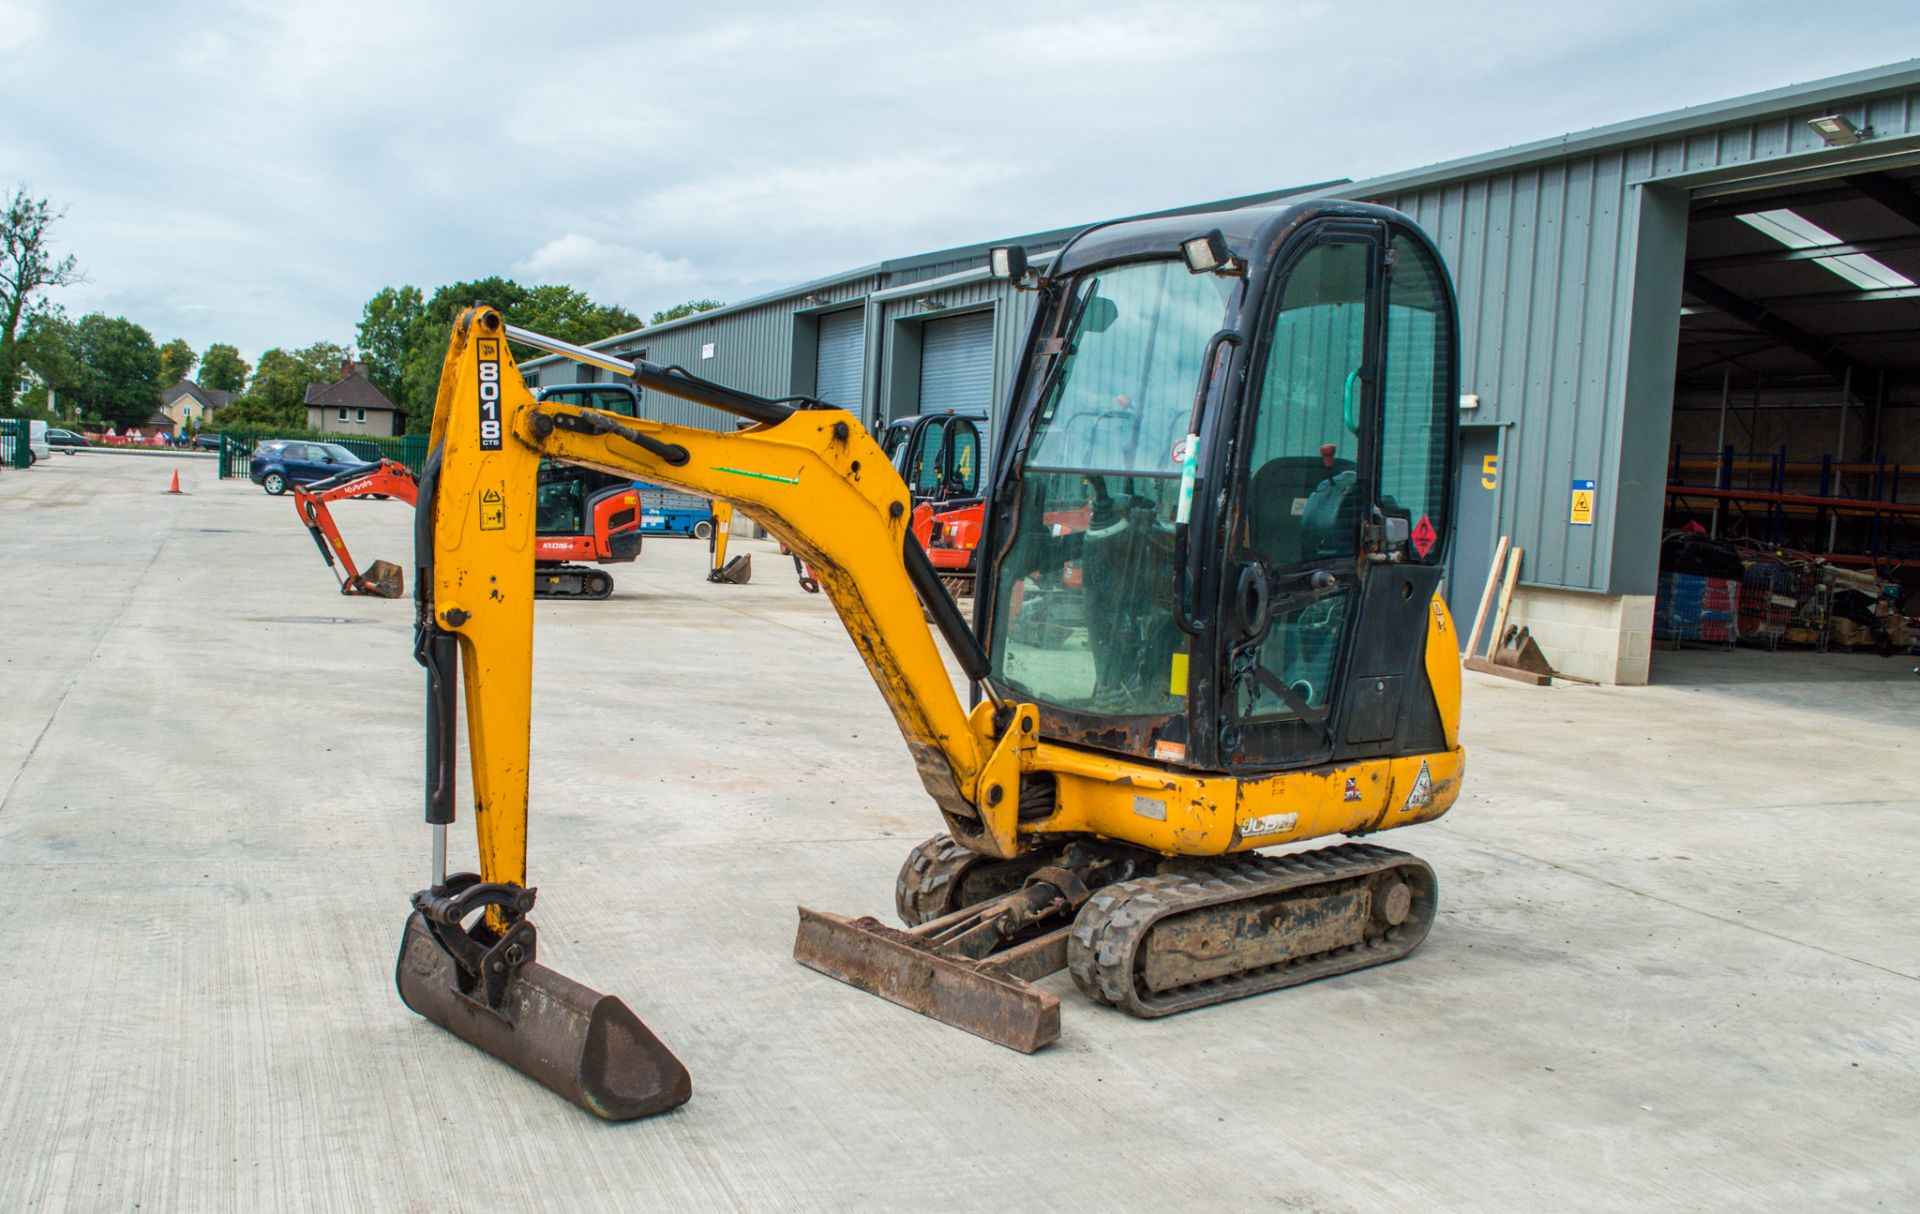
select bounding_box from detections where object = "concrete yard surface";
[0,453,1915,1212]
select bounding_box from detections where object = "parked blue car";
[249,439,374,495]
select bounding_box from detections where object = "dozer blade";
[395,913,691,1121]
[708,554,752,584]
[793,907,1060,1053]
[351,559,406,598]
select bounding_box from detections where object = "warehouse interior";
[1662,152,1920,655]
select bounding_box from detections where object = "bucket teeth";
[395,913,691,1121]
[793,907,1060,1053]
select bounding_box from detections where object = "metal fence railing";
[217,429,427,479]
[0,418,33,469]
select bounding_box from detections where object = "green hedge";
[215,428,428,479]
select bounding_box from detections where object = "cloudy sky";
[4,1,1919,362]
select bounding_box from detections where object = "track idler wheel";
[395,880,690,1121]
[894,833,1051,927]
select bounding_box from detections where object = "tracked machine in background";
[537,382,753,585]
[292,456,645,600]
[884,407,988,595]
[394,198,1465,1120]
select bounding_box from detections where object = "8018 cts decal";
[476,338,503,450]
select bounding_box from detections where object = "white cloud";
[0,0,43,53]
[5,0,1919,361]
[514,234,704,311]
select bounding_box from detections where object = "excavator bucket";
[793,907,1060,1053]
[708,554,752,585]
[395,914,691,1121]
[1494,624,1555,677]
[353,559,406,599]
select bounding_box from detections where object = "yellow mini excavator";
[393,198,1466,1120]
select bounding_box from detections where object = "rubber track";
[535,564,614,600]
[1067,843,1436,1018]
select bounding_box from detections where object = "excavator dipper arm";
[291,460,418,597]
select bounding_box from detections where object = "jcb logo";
[476,345,503,451]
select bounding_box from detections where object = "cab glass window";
[1242,240,1367,568]
[989,260,1232,718]
[910,418,948,494]
[1378,233,1452,559]
[949,420,981,495]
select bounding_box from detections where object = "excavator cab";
[883,408,987,505]
[979,209,1456,773]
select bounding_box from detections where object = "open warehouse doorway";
[1664,163,1920,659]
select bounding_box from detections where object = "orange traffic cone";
[166,470,182,494]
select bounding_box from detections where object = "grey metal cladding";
[512,62,1920,598]
[1360,72,1920,595]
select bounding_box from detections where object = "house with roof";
[304,359,402,436]
[158,380,232,432]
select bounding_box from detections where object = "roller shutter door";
[919,312,993,414]
[814,309,865,411]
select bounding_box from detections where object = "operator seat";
[1247,455,1356,563]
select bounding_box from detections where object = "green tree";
[157,337,197,385]
[199,343,249,394]
[0,187,82,413]
[391,277,527,432]
[221,341,347,429]
[649,298,724,326]
[385,277,641,433]
[14,308,80,419]
[70,313,161,430]
[356,284,423,406]
[521,283,641,346]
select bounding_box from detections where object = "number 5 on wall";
[1481,453,1498,490]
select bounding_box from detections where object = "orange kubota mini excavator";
[393,198,1465,1121]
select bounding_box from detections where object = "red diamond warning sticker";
[1411,514,1437,557]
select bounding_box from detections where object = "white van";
[1,419,51,466]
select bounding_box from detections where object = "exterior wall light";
[1807,114,1871,147]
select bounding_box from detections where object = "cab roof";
[1050,198,1408,278]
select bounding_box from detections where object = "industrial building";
[523,58,1920,684]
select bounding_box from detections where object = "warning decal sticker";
[1410,514,1437,558]
[1401,760,1435,813]
[479,487,506,531]
[1570,479,1596,526]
